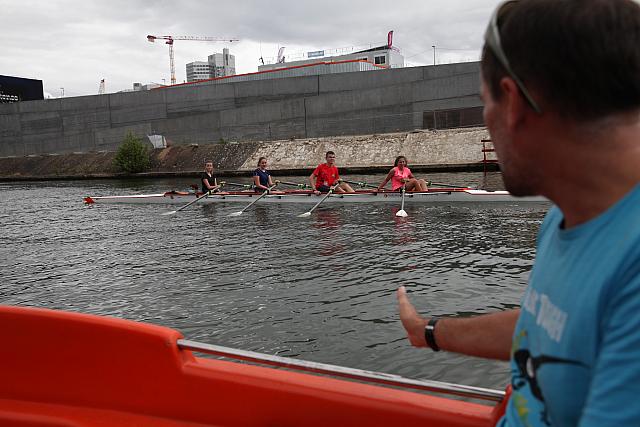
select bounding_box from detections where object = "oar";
[280,181,312,189]
[228,184,277,217]
[224,181,254,189]
[298,182,340,218]
[342,179,378,189]
[428,181,476,189]
[396,185,408,217]
[162,184,224,216]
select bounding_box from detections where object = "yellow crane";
[147,35,239,85]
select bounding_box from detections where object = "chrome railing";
[177,339,505,402]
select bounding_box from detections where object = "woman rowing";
[253,157,277,193]
[201,160,221,193]
[377,156,428,192]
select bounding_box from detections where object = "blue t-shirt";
[501,184,640,427]
[253,168,270,188]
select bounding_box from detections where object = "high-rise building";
[186,48,235,82]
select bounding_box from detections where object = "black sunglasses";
[484,0,542,113]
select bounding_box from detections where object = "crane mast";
[147,35,239,85]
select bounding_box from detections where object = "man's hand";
[397,286,428,347]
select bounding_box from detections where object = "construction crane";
[147,35,239,85]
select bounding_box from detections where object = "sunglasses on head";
[484,0,542,113]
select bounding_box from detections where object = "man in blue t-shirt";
[397,1,640,426]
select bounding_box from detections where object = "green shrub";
[113,131,150,173]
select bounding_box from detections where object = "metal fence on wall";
[422,106,484,130]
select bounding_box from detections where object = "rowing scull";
[84,188,547,205]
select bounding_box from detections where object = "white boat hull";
[84,189,548,205]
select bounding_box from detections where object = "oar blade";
[298,211,312,218]
[161,210,177,216]
[228,211,244,217]
[396,209,408,217]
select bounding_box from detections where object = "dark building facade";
[0,75,44,103]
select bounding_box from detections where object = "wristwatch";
[424,317,440,352]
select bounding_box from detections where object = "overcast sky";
[1,0,499,98]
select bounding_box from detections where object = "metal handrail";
[177,339,505,402]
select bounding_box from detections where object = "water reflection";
[312,209,341,230]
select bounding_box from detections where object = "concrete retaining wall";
[0,62,482,158]
[0,127,496,180]
[240,127,491,171]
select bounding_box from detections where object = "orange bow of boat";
[0,306,507,426]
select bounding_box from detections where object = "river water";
[0,171,548,393]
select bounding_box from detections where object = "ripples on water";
[0,172,548,391]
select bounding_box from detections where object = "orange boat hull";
[0,306,504,426]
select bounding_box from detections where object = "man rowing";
[398,0,640,426]
[377,156,428,192]
[309,151,355,194]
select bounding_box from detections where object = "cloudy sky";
[1,0,498,98]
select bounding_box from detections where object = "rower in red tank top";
[377,156,429,192]
[310,151,355,194]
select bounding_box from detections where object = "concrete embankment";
[0,127,496,181]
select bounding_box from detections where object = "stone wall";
[0,127,496,180]
[241,127,491,170]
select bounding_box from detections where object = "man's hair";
[481,0,640,120]
[204,160,213,165]
[325,151,335,157]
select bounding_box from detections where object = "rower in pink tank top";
[377,156,429,192]
[391,166,412,191]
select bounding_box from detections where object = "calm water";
[0,171,548,391]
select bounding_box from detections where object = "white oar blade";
[298,211,312,218]
[161,211,177,216]
[228,211,243,217]
[396,209,408,217]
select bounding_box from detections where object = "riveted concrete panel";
[411,73,480,102]
[110,104,167,126]
[94,123,152,151]
[108,89,166,107]
[59,95,110,111]
[153,111,222,145]
[0,136,24,157]
[63,132,96,152]
[0,103,19,114]
[166,94,236,118]
[63,110,111,134]
[233,76,318,101]
[422,62,481,80]
[0,114,21,137]
[20,112,62,136]
[165,83,237,117]
[413,95,483,113]
[19,98,61,113]
[220,98,305,126]
[22,132,64,155]
[319,67,424,93]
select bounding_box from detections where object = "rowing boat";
[0,305,508,426]
[84,188,547,205]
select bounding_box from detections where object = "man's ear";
[500,77,528,131]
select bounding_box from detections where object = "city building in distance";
[186,48,235,82]
[0,75,44,103]
[258,31,404,73]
